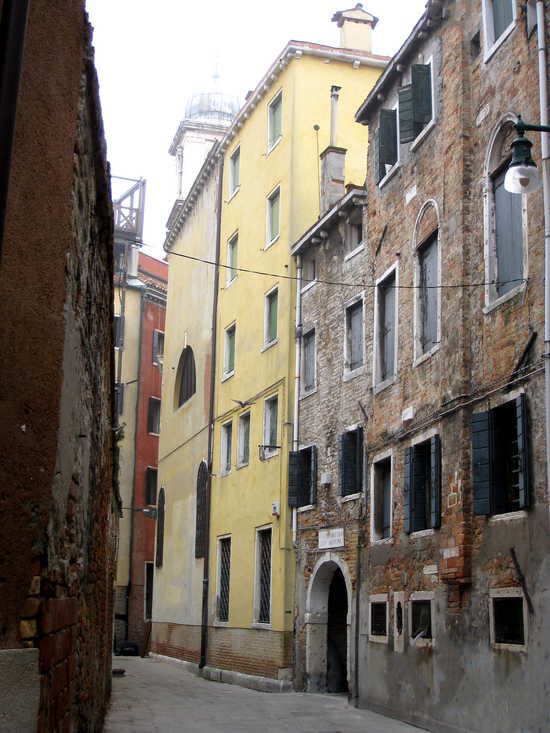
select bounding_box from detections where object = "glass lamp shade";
[504,163,541,194]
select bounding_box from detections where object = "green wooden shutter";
[355,427,364,494]
[309,445,318,505]
[412,64,432,132]
[373,127,383,184]
[379,108,398,175]
[398,85,415,143]
[412,445,428,532]
[430,435,442,529]
[515,394,531,509]
[472,411,492,515]
[288,451,300,507]
[403,447,413,533]
[340,433,356,496]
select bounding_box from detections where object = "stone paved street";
[105,656,422,733]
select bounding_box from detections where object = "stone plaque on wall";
[318,527,344,549]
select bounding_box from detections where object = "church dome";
[184,91,240,126]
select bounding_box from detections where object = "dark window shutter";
[195,462,208,558]
[152,331,160,362]
[472,411,492,515]
[430,435,442,529]
[155,488,165,568]
[145,467,158,505]
[341,433,353,496]
[288,451,301,507]
[373,127,382,184]
[398,85,415,144]
[309,445,318,505]
[355,427,364,494]
[379,108,398,175]
[515,394,530,509]
[403,447,413,534]
[412,444,428,532]
[412,64,432,132]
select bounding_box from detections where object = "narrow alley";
[105,657,422,733]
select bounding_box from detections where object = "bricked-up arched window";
[195,461,208,558]
[155,487,165,568]
[175,346,196,408]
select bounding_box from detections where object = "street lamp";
[504,116,550,194]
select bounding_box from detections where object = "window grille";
[176,346,196,406]
[218,537,231,622]
[370,602,387,637]
[195,462,208,558]
[258,529,272,624]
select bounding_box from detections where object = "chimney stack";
[331,3,378,54]
[319,85,346,214]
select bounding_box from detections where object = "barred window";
[218,537,231,622]
[176,346,196,407]
[195,461,208,559]
[257,528,272,624]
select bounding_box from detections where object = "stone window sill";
[378,163,399,190]
[410,118,436,153]
[297,504,314,513]
[344,243,364,263]
[340,492,362,504]
[409,528,435,539]
[489,510,528,524]
[483,282,526,314]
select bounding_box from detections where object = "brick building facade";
[0,3,117,731]
[293,1,550,731]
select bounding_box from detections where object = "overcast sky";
[85,0,427,256]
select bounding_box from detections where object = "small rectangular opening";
[493,596,525,645]
[411,599,432,640]
[373,457,392,540]
[492,401,521,513]
[370,602,387,636]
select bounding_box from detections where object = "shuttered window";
[373,457,392,540]
[418,232,439,353]
[302,329,316,393]
[377,272,396,383]
[221,421,232,475]
[265,288,278,344]
[268,93,282,148]
[370,602,387,637]
[144,562,154,620]
[145,467,158,505]
[263,396,278,457]
[257,528,272,624]
[238,412,250,466]
[288,445,317,508]
[147,397,161,434]
[115,382,124,415]
[195,461,208,559]
[399,64,433,144]
[346,300,364,372]
[155,488,165,568]
[403,436,441,533]
[493,167,523,296]
[229,146,240,194]
[376,108,398,183]
[218,537,231,622]
[114,315,124,347]
[224,325,236,375]
[340,427,364,496]
[176,346,196,406]
[152,330,164,364]
[227,234,238,284]
[267,187,280,243]
[472,395,530,515]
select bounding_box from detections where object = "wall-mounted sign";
[318,527,344,549]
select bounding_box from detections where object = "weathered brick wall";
[207,627,293,680]
[151,622,201,664]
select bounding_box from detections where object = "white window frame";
[368,593,389,644]
[262,394,279,459]
[220,420,233,476]
[483,116,528,312]
[263,285,279,349]
[144,561,154,621]
[301,254,317,293]
[228,145,240,198]
[378,99,401,189]
[265,184,281,247]
[237,411,251,468]
[148,397,161,436]
[226,232,238,286]
[301,327,317,397]
[343,292,366,381]
[370,450,393,544]
[215,534,231,625]
[413,204,441,366]
[409,591,435,649]
[343,219,365,262]
[223,321,236,380]
[482,0,517,63]
[267,90,283,153]
[253,524,273,627]
[373,262,399,392]
[489,587,528,652]
[410,56,436,152]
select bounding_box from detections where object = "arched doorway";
[305,556,351,693]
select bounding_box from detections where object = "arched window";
[413,200,440,362]
[195,461,208,559]
[175,346,196,408]
[484,117,526,306]
[155,487,165,568]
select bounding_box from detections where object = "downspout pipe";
[536,0,550,505]
[292,255,303,542]
[199,155,223,669]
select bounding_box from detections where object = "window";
[264,288,278,345]
[221,421,232,475]
[267,187,280,244]
[145,467,158,505]
[369,595,389,643]
[375,269,397,384]
[195,461,208,558]
[144,562,154,620]
[256,528,272,624]
[152,330,164,364]
[489,589,527,650]
[288,445,317,508]
[147,397,161,434]
[115,382,124,415]
[345,220,364,258]
[268,92,282,150]
[238,412,250,467]
[224,323,236,377]
[404,435,441,533]
[114,315,124,348]
[483,0,515,53]
[302,329,316,394]
[399,63,433,144]
[302,255,316,289]
[114,241,126,274]
[410,598,433,644]
[345,299,364,372]
[175,346,196,407]
[217,537,231,622]
[155,487,165,568]
[229,146,240,195]
[375,108,398,183]
[472,395,530,516]
[372,456,392,541]
[227,233,238,284]
[263,396,278,458]
[416,231,439,356]
[340,427,363,497]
